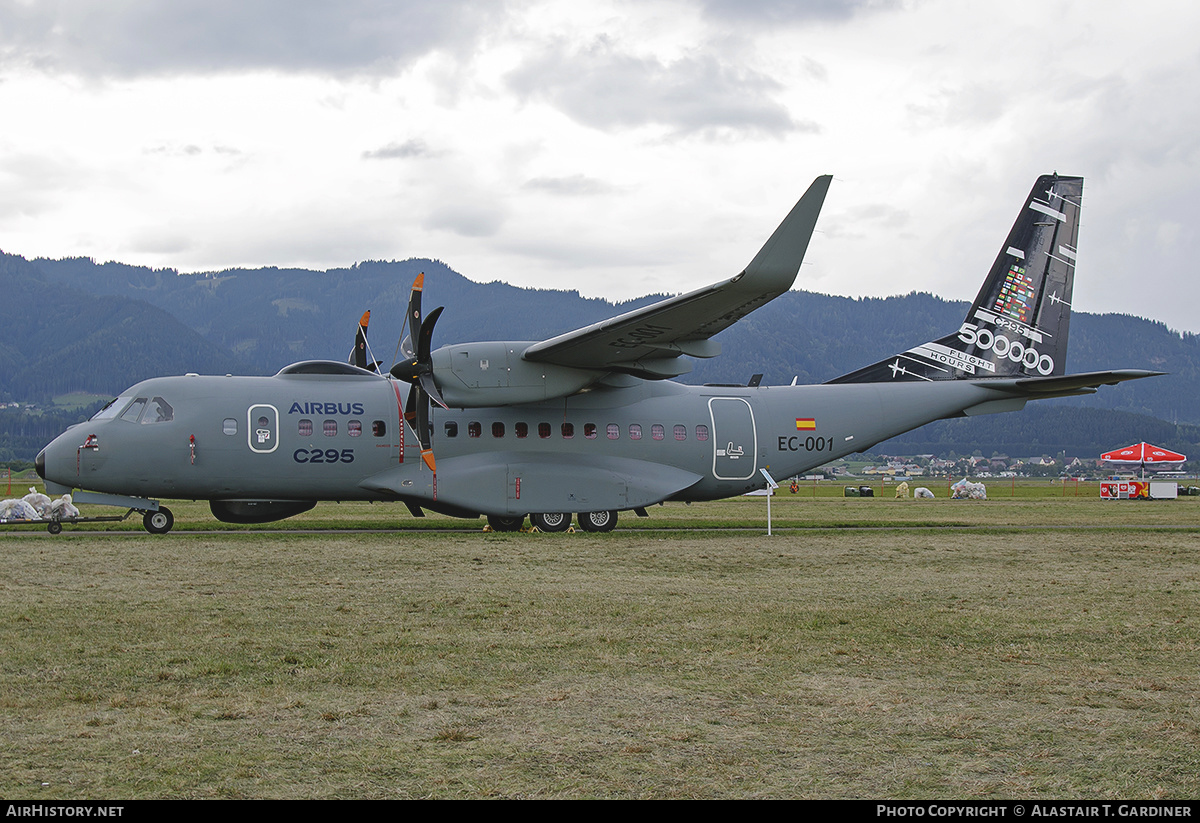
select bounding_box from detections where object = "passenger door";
[248,404,279,454]
[708,397,756,480]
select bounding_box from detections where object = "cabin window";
[538,422,551,439]
[674,425,686,441]
[372,420,386,437]
[492,422,505,438]
[607,423,620,440]
[561,422,574,439]
[444,421,458,438]
[584,423,597,440]
[223,418,238,435]
[120,398,148,423]
[515,422,528,439]
[348,420,362,437]
[297,419,313,437]
[468,422,482,438]
[629,424,642,440]
[696,424,709,442]
[651,424,664,441]
[141,397,174,424]
[323,420,338,437]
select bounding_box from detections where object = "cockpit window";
[90,397,126,421]
[140,397,174,424]
[120,397,148,423]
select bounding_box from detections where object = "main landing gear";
[576,510,617,533]
[485,510,620,533]
[485,514,524,532]
[530,512,570,532]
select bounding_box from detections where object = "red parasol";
[1100,442,1186,477]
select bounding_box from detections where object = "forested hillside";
[29,255,1197,423]
[3,250,1196,462]
[0,253,248,400]
[883,404,1200,459]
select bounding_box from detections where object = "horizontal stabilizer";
[976,369,1164,399]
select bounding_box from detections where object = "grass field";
[2,488,1198,798]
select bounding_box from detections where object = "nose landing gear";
[142,507,174,535]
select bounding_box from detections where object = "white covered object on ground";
[951,479,988,500]
[23,488,52,517]
[1,498,40,520]
[50,494,80,519]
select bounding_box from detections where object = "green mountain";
[2,252,1196,462]
[0,253,249,401]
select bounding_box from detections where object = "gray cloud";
[698,0,901,24]
[820,202,910,241]
[0,152,83,218]
[522,175,617,196]
[423,202,507,238]
[506,37,805,138]
[849,203,909,228]
[0,0,505,78]
[144,144,204,157]
[906,82,1011,128]
[362,139,435,160]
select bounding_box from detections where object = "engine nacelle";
[430,341,603,407]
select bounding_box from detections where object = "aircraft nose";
[35,448,46,479]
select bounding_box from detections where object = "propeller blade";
[417,306,443,363]
[403,383,418,426]
[394,273,439,474]
[408,272,424,338]
[419,372,447,410]
[415,382,431,449]
[408,382,437,473]
[351,310,371,370]
[388,305,444,400]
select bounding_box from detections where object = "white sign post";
[759,468,780,535]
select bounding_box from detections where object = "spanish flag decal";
[796,418,816,430]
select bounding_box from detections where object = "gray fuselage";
[39,368,1008,519]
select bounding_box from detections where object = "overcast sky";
[2,0,1197,333]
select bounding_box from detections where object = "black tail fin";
[829,174,1083,384]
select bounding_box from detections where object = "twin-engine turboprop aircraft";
[37,174,1159,533]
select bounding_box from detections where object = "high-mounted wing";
[521,175,832,379]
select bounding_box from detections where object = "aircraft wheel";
[143,507,174,535]
[577,510,617,533]
[486,514,524,532]
[531,512,571,533]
